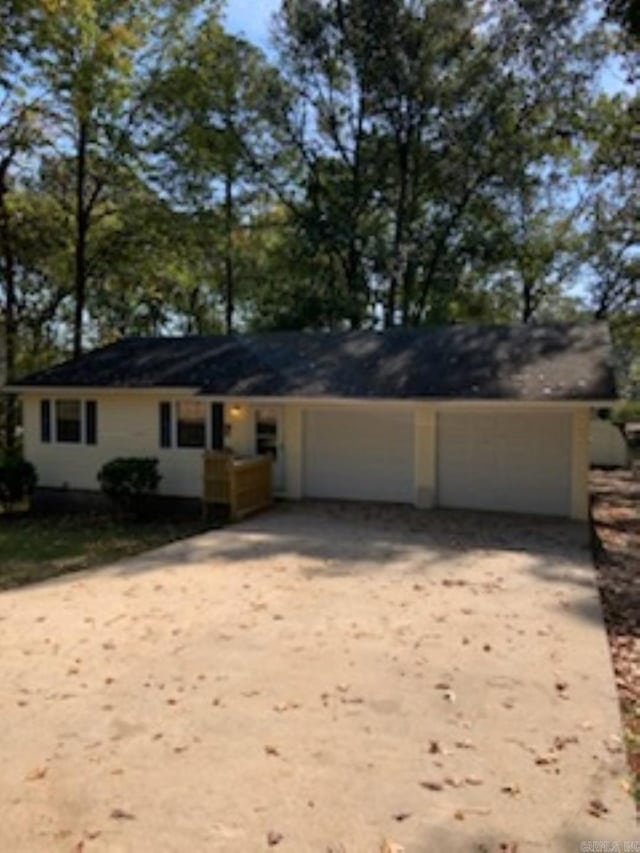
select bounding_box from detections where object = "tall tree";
[29,0,166,357]
[145,15,280,333]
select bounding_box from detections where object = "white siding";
[23,393,205,498]
[590,418,628,468]
[437,410,573,517]
[302,407,414,503]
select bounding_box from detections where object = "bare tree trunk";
[386,134,410,329]
[0,152,18,450]
[521,276,534,323]
[224,170,234,335]
[73,119,88,359]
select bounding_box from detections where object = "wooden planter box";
[203,452,273,522]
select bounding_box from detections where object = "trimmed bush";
[0,455,37,513]
[98,457,162,519]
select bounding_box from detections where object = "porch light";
[229,404,243,419]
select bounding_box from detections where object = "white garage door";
[303,408,414,503]
[438,411,572,516]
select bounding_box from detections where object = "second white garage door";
[303,408,414,503]
[437,411,572,516]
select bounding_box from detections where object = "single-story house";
[8,323,617,519]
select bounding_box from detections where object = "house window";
[176,401,206,448]
[55,400,82,443]
[41,399,98,445]
[159,401,224,449]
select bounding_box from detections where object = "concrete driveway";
[0,503,635,852]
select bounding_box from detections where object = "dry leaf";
[552,735,578,751]
[587,798,609,818]
[267,830,283,846]
[419,780,443,791]
[380,840,405,853]
[110,808,135,821]
[25,766,48,782]
[265,745,280,756]
[453,809,465,821]
[392,812,411,822]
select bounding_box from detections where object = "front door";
[255,407,285,493]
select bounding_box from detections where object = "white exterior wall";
[590,418,628,468]
[24,392,210,498]
[22,391,592,518]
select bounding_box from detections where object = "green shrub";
[0,455,37,513]
[610,400,640,426]
[97,457,162,519]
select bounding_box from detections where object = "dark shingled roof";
[13,323,616,401]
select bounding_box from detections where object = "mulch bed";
[590,468,640,807]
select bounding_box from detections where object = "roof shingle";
[12,323,617,401]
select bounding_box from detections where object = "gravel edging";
[590,468,640,810]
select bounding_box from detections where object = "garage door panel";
[304,409,414,503]
[438,412,571,516]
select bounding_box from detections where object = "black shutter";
[85,401,97,445]
[211,403,224,450]
[40,400,51,443]
[159,402,172,448]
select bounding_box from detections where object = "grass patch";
[0,512,209,590]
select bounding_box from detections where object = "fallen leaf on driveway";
[392,812,411,822]
[552,735,578,751]
[273,701,300,712]
[465,776,484,786]
[428,740,441,754]
[455,739,475,750]
[419,780,443,791]
[267,830,283,846]
[587,799,609,818]
[25,767,48,782]
[534,754,558,766]
[455,806,492,819]
[500,784,521,796]
[264,745,280,757]
[110,808,135,821]
[380,840,404,853]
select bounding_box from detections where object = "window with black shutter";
[159,402,172,448]
[85,401,97,445]
[55,399,82,443]
[211,402,224,450]
[40,400,51,443]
